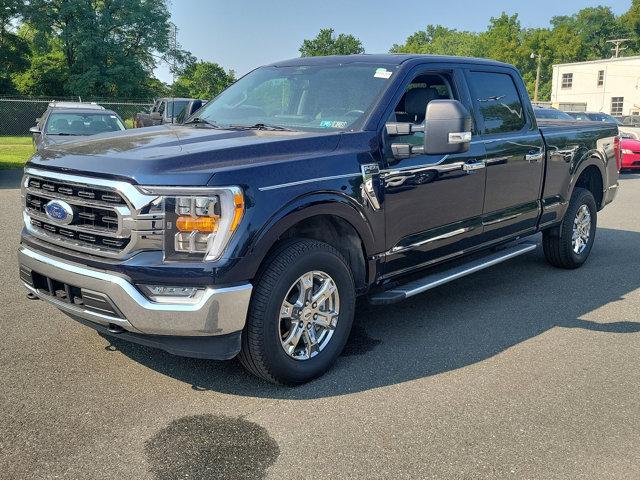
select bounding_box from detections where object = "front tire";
[238,239,356,385]
[542,187,597,269]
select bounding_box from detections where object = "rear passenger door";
[466,69,544,241]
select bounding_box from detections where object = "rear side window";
[467,71,526,135]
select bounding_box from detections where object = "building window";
[611,97,624,116]
[597,70,604,87]
[561,73,573,89]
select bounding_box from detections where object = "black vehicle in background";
[134,98,205,127]
[29,102,126,150]
[567,111,639,140]
[532,106,574,121]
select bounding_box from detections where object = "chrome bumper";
[19,246,252,337]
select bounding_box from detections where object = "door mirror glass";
[423,99,472,155]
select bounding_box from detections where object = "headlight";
[622,149,633,155]
[138,186,244,261]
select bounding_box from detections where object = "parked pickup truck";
[19,55,620,384]
[133,97,205,127]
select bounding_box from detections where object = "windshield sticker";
[374,68,392,79]
[320,120,348,129]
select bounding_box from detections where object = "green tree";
[0,0,29,93]
[550,7,629,60]
[390,25,481,57]
[22,0,181,98]
[299,28,364,57]
[171,61,235,99]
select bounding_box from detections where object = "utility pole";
[530,53,542,103]
[606,39,630,58]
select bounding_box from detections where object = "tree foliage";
[0,0,29,93]
[17,0,176,98]
[171,61,235,99]
[391,5,638,101]
[300,28,364,57]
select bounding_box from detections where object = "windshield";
[45,112,126,135]
[193,64,396,131]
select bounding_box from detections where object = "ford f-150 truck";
[19,55,620,384]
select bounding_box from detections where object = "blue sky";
[155,0,630,83]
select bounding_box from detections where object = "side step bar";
[369,241,538,305]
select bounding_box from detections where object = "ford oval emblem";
[44,200,74,225]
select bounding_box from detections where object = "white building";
[551,56,640,116]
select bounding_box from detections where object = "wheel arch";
[570,151,606,210]
[247,193,377,291]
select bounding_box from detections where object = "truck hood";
[26,125,342,185]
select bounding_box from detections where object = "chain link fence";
[0,96,154,136]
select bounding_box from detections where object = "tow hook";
[26,291,38,300]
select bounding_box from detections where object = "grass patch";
[0,136,34,170]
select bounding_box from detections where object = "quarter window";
[611,97,624,116]
[467,71,526,135]
[597,70,605,87]
[561,73,573,89]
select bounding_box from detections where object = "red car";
[621,138,640,171]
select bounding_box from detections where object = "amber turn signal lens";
[176,215,219,233]
[230,192,244,232]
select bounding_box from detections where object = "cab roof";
[268,54,513,69]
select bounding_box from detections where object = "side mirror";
[386,99,472,159]
[29,126,41,135]
[424,100,472,155]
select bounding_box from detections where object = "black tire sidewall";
[254,245,355,384]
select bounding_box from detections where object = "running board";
[368,241,538,305]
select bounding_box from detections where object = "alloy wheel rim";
[572,204,591,255]
[278,271,340,361]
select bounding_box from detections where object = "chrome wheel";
[278,271,340,361]
[572,204,591,254]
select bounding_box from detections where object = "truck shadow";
[105,227,640,399]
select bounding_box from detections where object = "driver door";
[381,67,487,277]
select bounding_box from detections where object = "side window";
[467,71,526,135]
[387,72,455,146]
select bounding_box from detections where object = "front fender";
[249,191,377,262]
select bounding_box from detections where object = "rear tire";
[238,239,356,385]
[542,187,597,269]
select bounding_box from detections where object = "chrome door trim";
[379,226,474,257]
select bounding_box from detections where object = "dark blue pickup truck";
[19,55,620,384]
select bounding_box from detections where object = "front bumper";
[19,246,252,339]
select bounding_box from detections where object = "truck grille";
[22,170,164,259]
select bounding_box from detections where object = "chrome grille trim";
[22,168,164,259]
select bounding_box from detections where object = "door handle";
[525,151,544,163]
[463,160,486,172]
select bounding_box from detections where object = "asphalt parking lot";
[1,172,640,480]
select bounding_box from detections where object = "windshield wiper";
[183,117,222,128]
[47,133,75,136]
[227,123,294,132]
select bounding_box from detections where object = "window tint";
[468,71,526,134]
